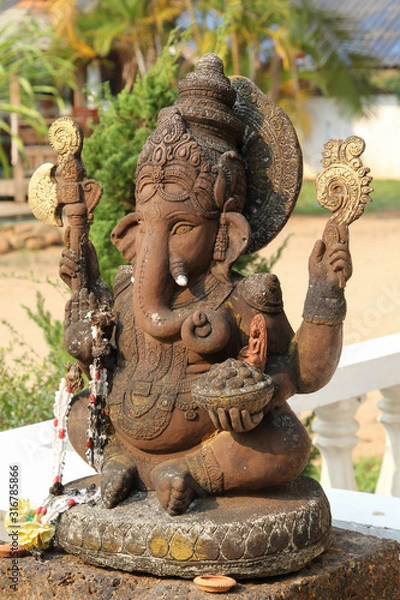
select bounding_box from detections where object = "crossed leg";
[149,402,310,515]
[69,395,310,515]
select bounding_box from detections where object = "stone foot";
[101,458,138,508]
[151,461,204,516]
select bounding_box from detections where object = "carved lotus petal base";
[57,475,331,579]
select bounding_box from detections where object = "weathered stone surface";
[1,528,399,599]
[57,476,330,579]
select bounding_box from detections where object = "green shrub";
[234,235,293,276]
[354,456,382,494]
[0,292,71,432]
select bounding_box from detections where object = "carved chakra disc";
[49,116,83,157]
[230,76,303,253]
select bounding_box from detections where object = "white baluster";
[312,397,363,490]
[375,385,400,497]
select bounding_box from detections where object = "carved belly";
[117,385,175,440]
[111,389,213,453]
[108,330,204,444]
[110,376,204,442]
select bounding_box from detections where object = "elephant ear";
[225,212,251,264]
[213,212,251,283]
[111,212,139,264]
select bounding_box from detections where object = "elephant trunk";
[132,240,231,353]
[133,241,185,339]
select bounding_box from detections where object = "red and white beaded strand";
[51,376,73,489]
[86,358,108,472]
[39,305,114,526]
[39,363,102,523]
[38,486,101,526]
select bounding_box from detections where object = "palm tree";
[48,0,379,134]
[49,0,186,92]
[287,0,378,117]
[0,18,74,176]
[182,0,378,133]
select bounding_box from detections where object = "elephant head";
[111,55,251,353]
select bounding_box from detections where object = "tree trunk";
[268,52,282,103]
[231,28,240,74]
[185,0,202,54]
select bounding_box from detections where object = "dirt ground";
[1,211,399,459]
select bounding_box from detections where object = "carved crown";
[136,54,247,217]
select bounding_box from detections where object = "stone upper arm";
[237,272,295,356]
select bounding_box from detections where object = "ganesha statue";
[29,53,372,577]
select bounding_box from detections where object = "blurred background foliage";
[1,0,394,285]
[47,0,381,123]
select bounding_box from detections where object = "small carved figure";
[31,54,372,518]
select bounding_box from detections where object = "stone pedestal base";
[1,529,399,599]
[57,475,330,579]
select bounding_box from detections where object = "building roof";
[319,0,400,68]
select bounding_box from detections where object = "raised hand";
[64,288,97,365]
[59,239,102,291]
[308,222,352,290]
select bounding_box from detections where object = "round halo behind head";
[231,76,303,253]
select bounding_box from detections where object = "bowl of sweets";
[191,357,274,415]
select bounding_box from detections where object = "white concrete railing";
[0,334,398,509]
[1,334,399,542]
[289,333,400,497]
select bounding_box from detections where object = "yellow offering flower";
[5,499,55,551]
[17,521,55,551]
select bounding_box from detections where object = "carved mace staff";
[316,135,373,287]
[28,117,103,291]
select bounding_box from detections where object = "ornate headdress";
[136,53,303,253]
[136,54,247,219]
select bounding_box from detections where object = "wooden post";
[10,78,26,203]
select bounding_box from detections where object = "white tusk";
[175,275,188,287]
